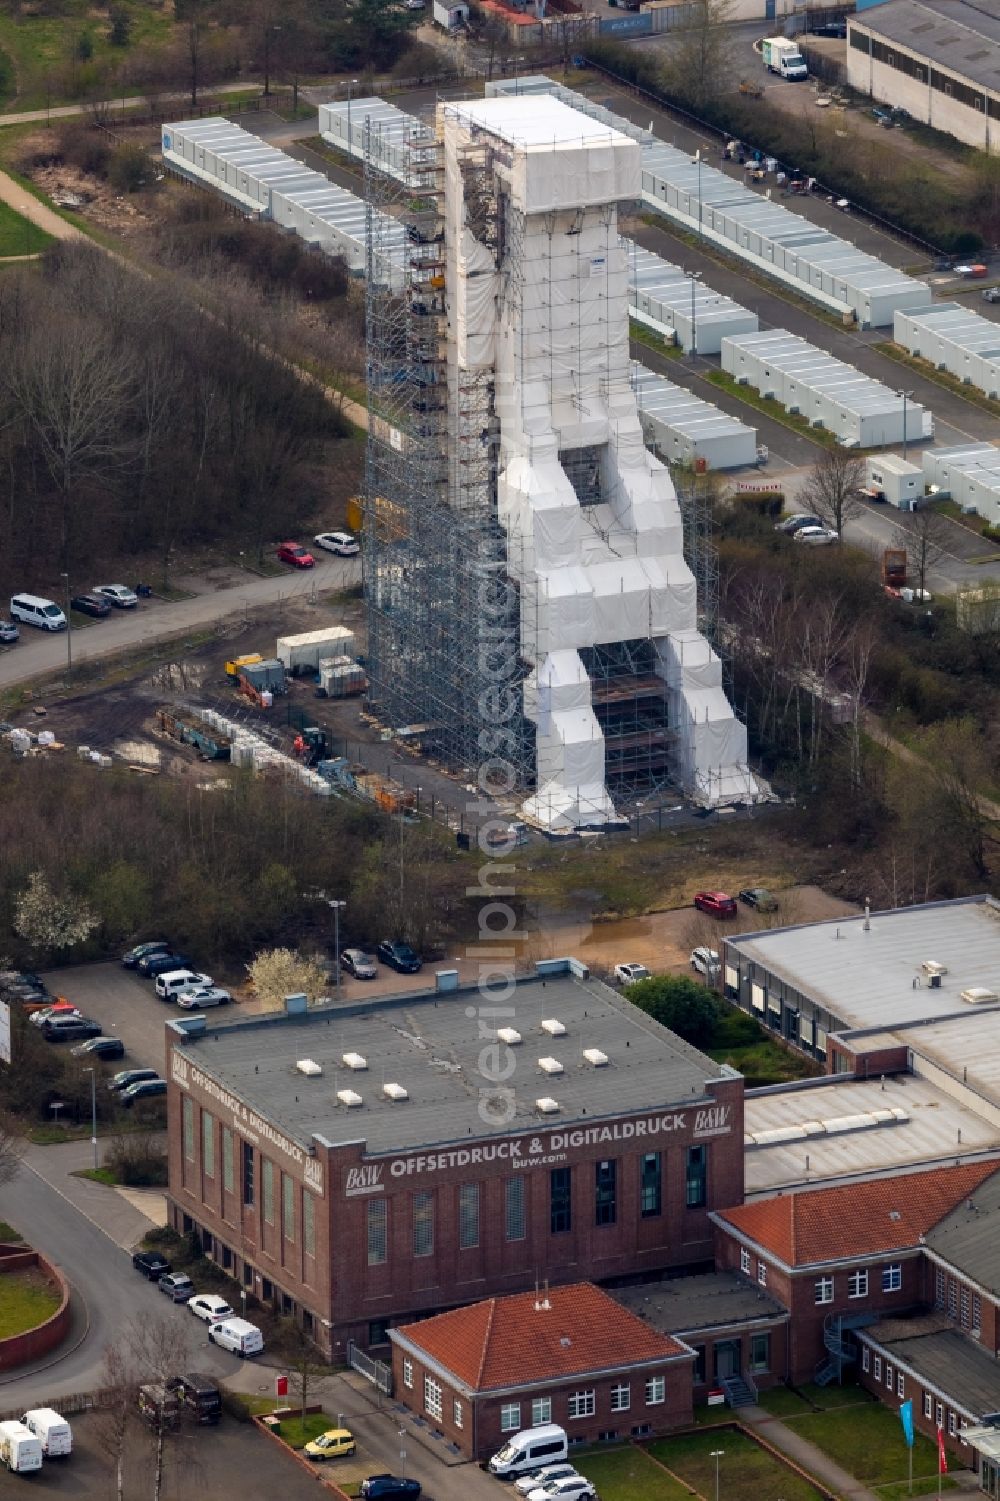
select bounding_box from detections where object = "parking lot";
[41,962,183,1074]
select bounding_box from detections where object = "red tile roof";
[395,1283,687,1391]
[717,1161,1000,1267]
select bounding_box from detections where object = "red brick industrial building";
[164,963,744,1358]
[389,1282,694,1460]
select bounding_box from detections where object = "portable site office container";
[864,454,924,509]
[922,442,1000,523]
[625,243,758,353]
[631,361,758,471]
[318,97,431,184]
[895,303,1000,399]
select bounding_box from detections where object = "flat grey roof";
[744,1075,1000,1196]
[864,1316,1000,1418]
[172,970,727,1154]
[728,895,1000,1030]
[851,0,1000,95]
[924,1167,1000,1296]
[612,1272,788,1337]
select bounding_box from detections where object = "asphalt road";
[0,556,360,692]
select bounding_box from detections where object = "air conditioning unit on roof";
[342,1052,368,1070]
[583,1048,609,1067]
[538,1056,564,1075]
[536,1097,560,1114]
[497,1027,522,1045]
[337,1088,363,1107]
[383,1082,409,1101]
[921,960,948,977]
[541,1019,567,1037]
[296,1059,322,1076]
[962,987,999,1005]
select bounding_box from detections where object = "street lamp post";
[711,1448,724,1501]
[60,570,72,679]
[689,269,703,362]
[263,24,281,97]
[347,78,359,154]
[328,899,346,998]
[900,387,914,461]
[83,1066,97,1170]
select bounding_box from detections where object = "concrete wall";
[847,31,998,152]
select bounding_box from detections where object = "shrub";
[105,1132,167,1186]
[108,144,151,193]
[220,1389,253,1423]
[57,121,110,177]
[622,974,721,1048]
[108,7,131,46]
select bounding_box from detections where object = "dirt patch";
[30,159,160,237]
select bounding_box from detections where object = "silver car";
[340,948,377,980]
[176,986,231,1009]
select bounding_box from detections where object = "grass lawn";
[785,1401,953,1489]
[707,1008,820,1088]
[0,1,175,110]
[649,1429,826,1501]
[758,1381,875,1416]
[0,199,52,258]
[706,369,839,450]
[0,1267,61,1337]
[72,1166,119,1186]
[245,1399,330,1449]
[0,1221,21,1242]
[576,1446,693,1500]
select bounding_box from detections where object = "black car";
[0,620,18,644]
[360,1480,422,1500]
[70,592,111,619]
[122,940,171,969]
[132,1249,172,1280]
[71,1035,126,1061]
[109,1067,160,1094]
[376,940,422,974]
[41,1016,102,1042]
[120,1078,167,1106]
[2,981,50,1002]
[138,950,192,978]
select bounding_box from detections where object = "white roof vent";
[296,1059,323,1077]
[538,1056,564,1075]
[497,1027,522,1045]
[536,1096,560,1114]
[541,1018,567,1037]
[921,960,948,977]
[383,1081,409,1101]
[962,987,999,1006]
[342,1052,368,1071]
[337,1088,363,1108]
[583,1048,609,1068]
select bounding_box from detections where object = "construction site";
[360,93,763,832]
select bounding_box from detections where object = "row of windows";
[726,971,829,1056]
[183,1099,316,1256]
[935,1269,982,1331]
[850,27,1000,118]
[738,1251,902,1302]
[861,1350,962,1437]
[368,1153,707,1265]
[402,1356,670,1432]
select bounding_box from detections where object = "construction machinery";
[224,653,263,680]
[292,726,330,768]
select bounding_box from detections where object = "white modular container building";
[863,453,923,509]
[721,329,928,448]
[894,303,1000,400]
[631,362,759,471]
[487,75,931,328]
[318,96,435,184]
[625,241,758,354]
[922,442,1000,526]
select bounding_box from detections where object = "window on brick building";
[368,1198,387,1265]
[595,1161,617,1227]
[885,1363,893,1390]
[936,1402,943,1428]
[758,1261,767,1287]
[741,1248,751,1276]
[849,1269,868,1299]
[816,1277,834,1305]
[403,1358,413,1389]
[645,1377,665,1406]
[568,1391,596,1420]
[459,1183,479,1249]
[454,1400,463,1429]
[369,1320,388,1345]
[202,1111,214,1176]
[611,1383,630,1412]
[183,1097,194,1162]
[923,1393,932,1419]
[948,1411,957,1437]
[424,1376,442,1422]
[263,1160,275,1226]
[750,1334,770,1374]
[862,1346,870,1373]
[500,1402,521,1432]
[223,1127,234,1194]
[897,1372,904,1398]
[973,1293,982,1331]
[413,1192,434,1258]
[882,1265,902,1293]
[640,1153,662,1218]
[551,1168,571,1235]
[303,1191,315,1258]
[874,1356,882,1381]
[961,1288,970,1328]
[948,1280,958,1320]
[532,1398,551,1426]
[282,1174,295,1243]
[505,1176,525,1242]
[686,1145,707,1208]
[935,1269,945,1308]
[242,1141,254,1206]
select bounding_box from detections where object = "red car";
[276,542,315,569]
[693,890,738,918]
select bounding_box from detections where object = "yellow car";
[304,1427,356,1461]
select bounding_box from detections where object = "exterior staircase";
[722,1373,757,1408]
[815,1311,877,1386]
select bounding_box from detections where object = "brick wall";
[0,1247,71,1372]
[859,1347,972,1465]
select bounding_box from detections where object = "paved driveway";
[42,961,187,1073]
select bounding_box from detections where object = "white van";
[154,969,211,1000]
[0,1419,43,1473]
[489,1423,568,1478]
[10,594,67,631]
[207,1316,264,1357]
[22,1408,72,1457]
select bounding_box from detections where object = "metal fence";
[347,1339,393,1395]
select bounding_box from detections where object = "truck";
[0,1420,43,1473]
[762,36,808,79]
[881,547,908,589]
[22,1408,72,1458]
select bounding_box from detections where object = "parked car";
[613,962,650,985]
[516,1466,581,1496]
[774,513,821,534]
[93,584,139,608]
[377,939,422,974]
[690,946,721,978]
[359,1480,422,1500]
[110,1068,160,1094]
[132,1249,172,1280]
[41,1015,102,1042]
[120,1078,167,1106]
[739,886,779,912]
[155,969,212,1001]
[137,950,192,977]
[188,1293,234,1324]
[71,1036,125,1061]
[0,620,19,644]
[340,948,377,980]
[525,1479,596,1501]
[159,1273,195,1303]
[276,541,315,569]
[983,286,1000,304]
[793,525,839,546]
[70,593,111,619]
[175,986,230,1009]
[304,1427,357,1461]
[122,940,170,969]
[165,1374,221,1425]
[811,18,846,35]
[314,531,360,556]
[207,1317,263,1357]
[28,1003,78,1026]
[693,890,738,918]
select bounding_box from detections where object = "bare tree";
[126,1311,195,1501]
[895,504,951,600]
[0,1112,22,1193]
[915,719,998,882]
[95,1340,136,1501]
[797,448,867,537]
[661,0,736,113]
